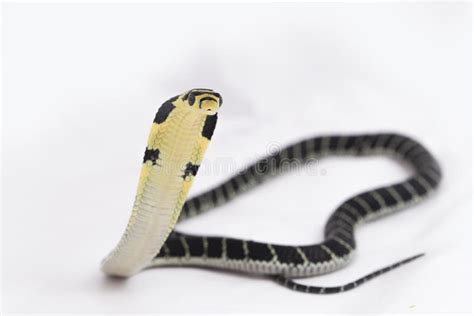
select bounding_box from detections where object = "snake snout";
[199,97,220,113]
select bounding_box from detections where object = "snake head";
[181,88,222,115]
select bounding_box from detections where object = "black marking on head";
[214,93,222,107]
[183,162,199,179]
[188,89,216,96]
[202,114,218,140]
[188,93,196,106]
[183,89,211,100]
[192,91,222,104]
[154,98,177,124]
[183,89,222,107]
[191,88,213,92]
[143,148,160,165]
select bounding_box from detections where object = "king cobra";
[102,89,442,294]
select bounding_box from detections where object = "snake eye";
[188,93,196,106]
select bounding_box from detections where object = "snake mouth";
[199,97,220,114]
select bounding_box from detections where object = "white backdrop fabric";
[2,2,472,313]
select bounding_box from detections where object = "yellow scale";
[101,89,220,277]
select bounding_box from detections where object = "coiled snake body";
[102,89,442,294]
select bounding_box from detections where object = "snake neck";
[101,104,216,277]
[135,107,210,221]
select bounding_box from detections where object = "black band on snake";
[102,90,442,294]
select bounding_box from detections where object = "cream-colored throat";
[101,107,208,277]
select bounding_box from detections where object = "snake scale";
[102,89,442,294]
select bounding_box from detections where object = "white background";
[2,2,472,313]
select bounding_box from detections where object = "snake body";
[103,89,442,294]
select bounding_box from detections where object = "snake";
[102,88,442,294]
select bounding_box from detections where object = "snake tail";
[101,89,222,277]
[272,253,425,294]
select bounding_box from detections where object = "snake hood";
[101,89,221,277]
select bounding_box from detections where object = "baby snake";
[102,89,441,294]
